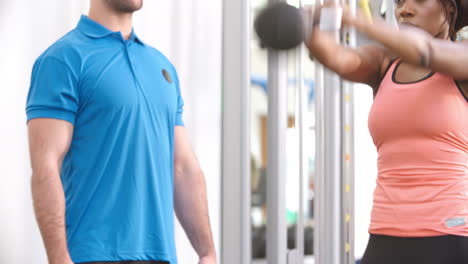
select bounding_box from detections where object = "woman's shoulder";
[372,52,398,96]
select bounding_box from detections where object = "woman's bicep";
[337,44,389,89]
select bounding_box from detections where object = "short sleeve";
[173,67,184,126]
[26,56,79,124]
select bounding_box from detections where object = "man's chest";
[78,51,179,113]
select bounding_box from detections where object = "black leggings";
[361,234,468,264]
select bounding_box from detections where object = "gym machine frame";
[221,0,359,263]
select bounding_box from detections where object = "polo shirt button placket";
[127,44,136,72]
[126,50,136,74]
[123,41,141,91]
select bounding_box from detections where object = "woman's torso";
[368,59,468,237]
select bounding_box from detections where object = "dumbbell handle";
[310,0,373,31]
[318,7,343,31]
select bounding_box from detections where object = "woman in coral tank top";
[307,0,468,263]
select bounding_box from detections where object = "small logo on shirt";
[162,69,172,84]
[445,217,466,228]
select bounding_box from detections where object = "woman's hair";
[439,0,468,39]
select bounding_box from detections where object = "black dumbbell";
[254,2,305,50]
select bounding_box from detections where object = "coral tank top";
[368,59,468,237]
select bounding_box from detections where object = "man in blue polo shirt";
[26,1,216,264]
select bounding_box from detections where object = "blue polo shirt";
[26,15,183,264]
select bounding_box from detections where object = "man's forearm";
[174,169,216,259]
[31,167,73,264]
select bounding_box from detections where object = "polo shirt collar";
[128,30,146,46]
[77,15,145,46]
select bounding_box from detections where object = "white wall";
[0,1,221,263]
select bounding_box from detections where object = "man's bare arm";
[173,126,216,264]
[28,118,74,264]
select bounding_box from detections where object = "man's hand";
[198,255,216,264]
